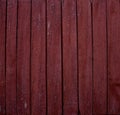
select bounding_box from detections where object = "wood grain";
[107,0,120,114]
[92,0,107,114]
[47,0,62,114]
[6,0,17,114]
[62,0,78,114]
[77,0,92,114]
[0,0,119,114]
[17,0,31,114]
[31,0,46,114]
[0,0,6,114]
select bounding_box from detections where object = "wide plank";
[62,0,78,114]
[107,0,120,114]
[47,0,62,114]
[77,0,92,114]
[17,0,31,114]
[6,0,17,114]
[92,0,107,114]
[31,0,46,114]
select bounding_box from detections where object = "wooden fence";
[0,0,120,114]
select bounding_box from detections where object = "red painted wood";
[77,0,92,114]
[6,0,17,114]
[62,0,78,114]
[0,1,120,114]
[0,0,6,114]
[107,0,120,114]
[47,0,62,114]
[92,0,107,114]
[17,0,31,114]
[31,0,46,114]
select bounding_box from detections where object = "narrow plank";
[31,0,46,114]
[17,0,31,114]
[62,0,78,114]
[107,0,120,114]
[47,0,62,114]
[6,0,17,114]
[77,0,92,114]
[0,0,6,114]
[92,0,107,114]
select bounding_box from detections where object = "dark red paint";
[0,0,119,114]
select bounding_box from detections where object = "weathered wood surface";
[17,0,31,114]
[77,0,92,114]
[107,0,120,114]
[6,0,17,114]
[0,0,119,114]
[31,0,46,114]
[92,0,107,114]
[47,0,62,114]
[62,0,78,114]
[0,0,6,114]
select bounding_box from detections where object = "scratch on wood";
[24,102,27,109]
[47,22,51,36]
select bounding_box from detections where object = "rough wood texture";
[47,0,62,114]
[62,0,78,114]
[0,0,6,114]
[6,0,17,114]
[31,0,46,114]
[77,0,92,114]
[0,0,119,114]
[92,0,107,114]
[107,0,120,114]
[17,0,31,114]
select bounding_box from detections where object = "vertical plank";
[47,0,62,114]
[0,0,6,114]
[77,0,92,114]
[107,0,120,114]
[62,0,78,114]
[92,0,107,114]
[6,0,17,114]
[17,0,31,114]
[31,0,46,114]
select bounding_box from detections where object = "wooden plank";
[62,0,78,114]
[6,0,17,114]
[31,0,46,114]
[17,0,31,114]
[92,0,107,114]
[0,0,6,114]
[77,0,92,114]
[47,0,62,114]
[107,0,120,114]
